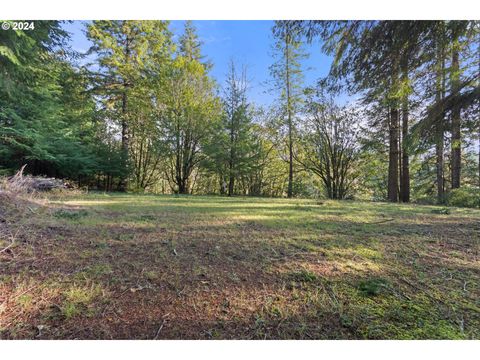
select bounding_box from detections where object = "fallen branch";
[0,238,15,254]
[0,228,19,254]
[153,319,166,339]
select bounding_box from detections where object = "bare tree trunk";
[436,135,445,202]
[400,57,410,203]
[398,124,403,198]
[450,32,461,189]
[388,106,400,202]
[436,29,446,203]
[178,178,189,194]
[400,107,410,202]
[478,31,480,188]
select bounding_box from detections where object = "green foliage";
[87,20,174,191]
[1,20,479,203]
[298,93,359,199]
[203,62,262,195]
[446,187,480,208]
[152,22,222,194]
[0,21,94,178]
[270,21,309,198]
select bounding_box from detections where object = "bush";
[446,187,480,208]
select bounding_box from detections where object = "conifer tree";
[270,21,308,198]
[87,20,172,190]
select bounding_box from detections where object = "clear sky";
[62,20,335,107]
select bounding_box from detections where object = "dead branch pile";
[0,192,37,257]
[5,165,67,193]
[0,166,47,256]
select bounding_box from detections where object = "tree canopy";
[1,20,478,205]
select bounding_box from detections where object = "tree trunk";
[398,125,402,197]
[119,34,131,192]
[228,174,234,197]
[436,34,446,203]
[478,32,480,188]
[285,29,294,198]
[228,113,235,196]
[400,58,410,203]
[450,33,461,189]
[400,107,410,202]
[436,134,445,202]
[119,90,129,192]
[388,106,400,202]
[178,178,188,194]
[219,177,227,195]
[288,129,293,198]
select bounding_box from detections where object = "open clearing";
[1,194,479,339]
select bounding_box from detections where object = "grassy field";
[1,193,479,339]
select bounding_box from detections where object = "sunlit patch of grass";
[353,246,383,260]
[74,264,113,282]
[3,193,479,339]
[60,283,105,320]
[351,295,468,339]
[64,284,102,303]
[15,294,34,310]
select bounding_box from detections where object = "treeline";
[0,20,479,205]
[289,21,479,204]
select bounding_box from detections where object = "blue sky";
[62,20,334,107]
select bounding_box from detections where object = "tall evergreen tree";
[204,61,259,196]
[270,21,308,198]
[87,20,172,191]
[290,21,441,202]
[159,22,220,194]
[434,22,448,202]
[0,21,92,177]
[450,22,463,189]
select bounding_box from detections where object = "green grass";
[1,193,479,339]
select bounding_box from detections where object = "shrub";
[446,187,480,208]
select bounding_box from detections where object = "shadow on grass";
[1,194,478,339]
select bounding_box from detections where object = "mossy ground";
[1,193,479,339]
